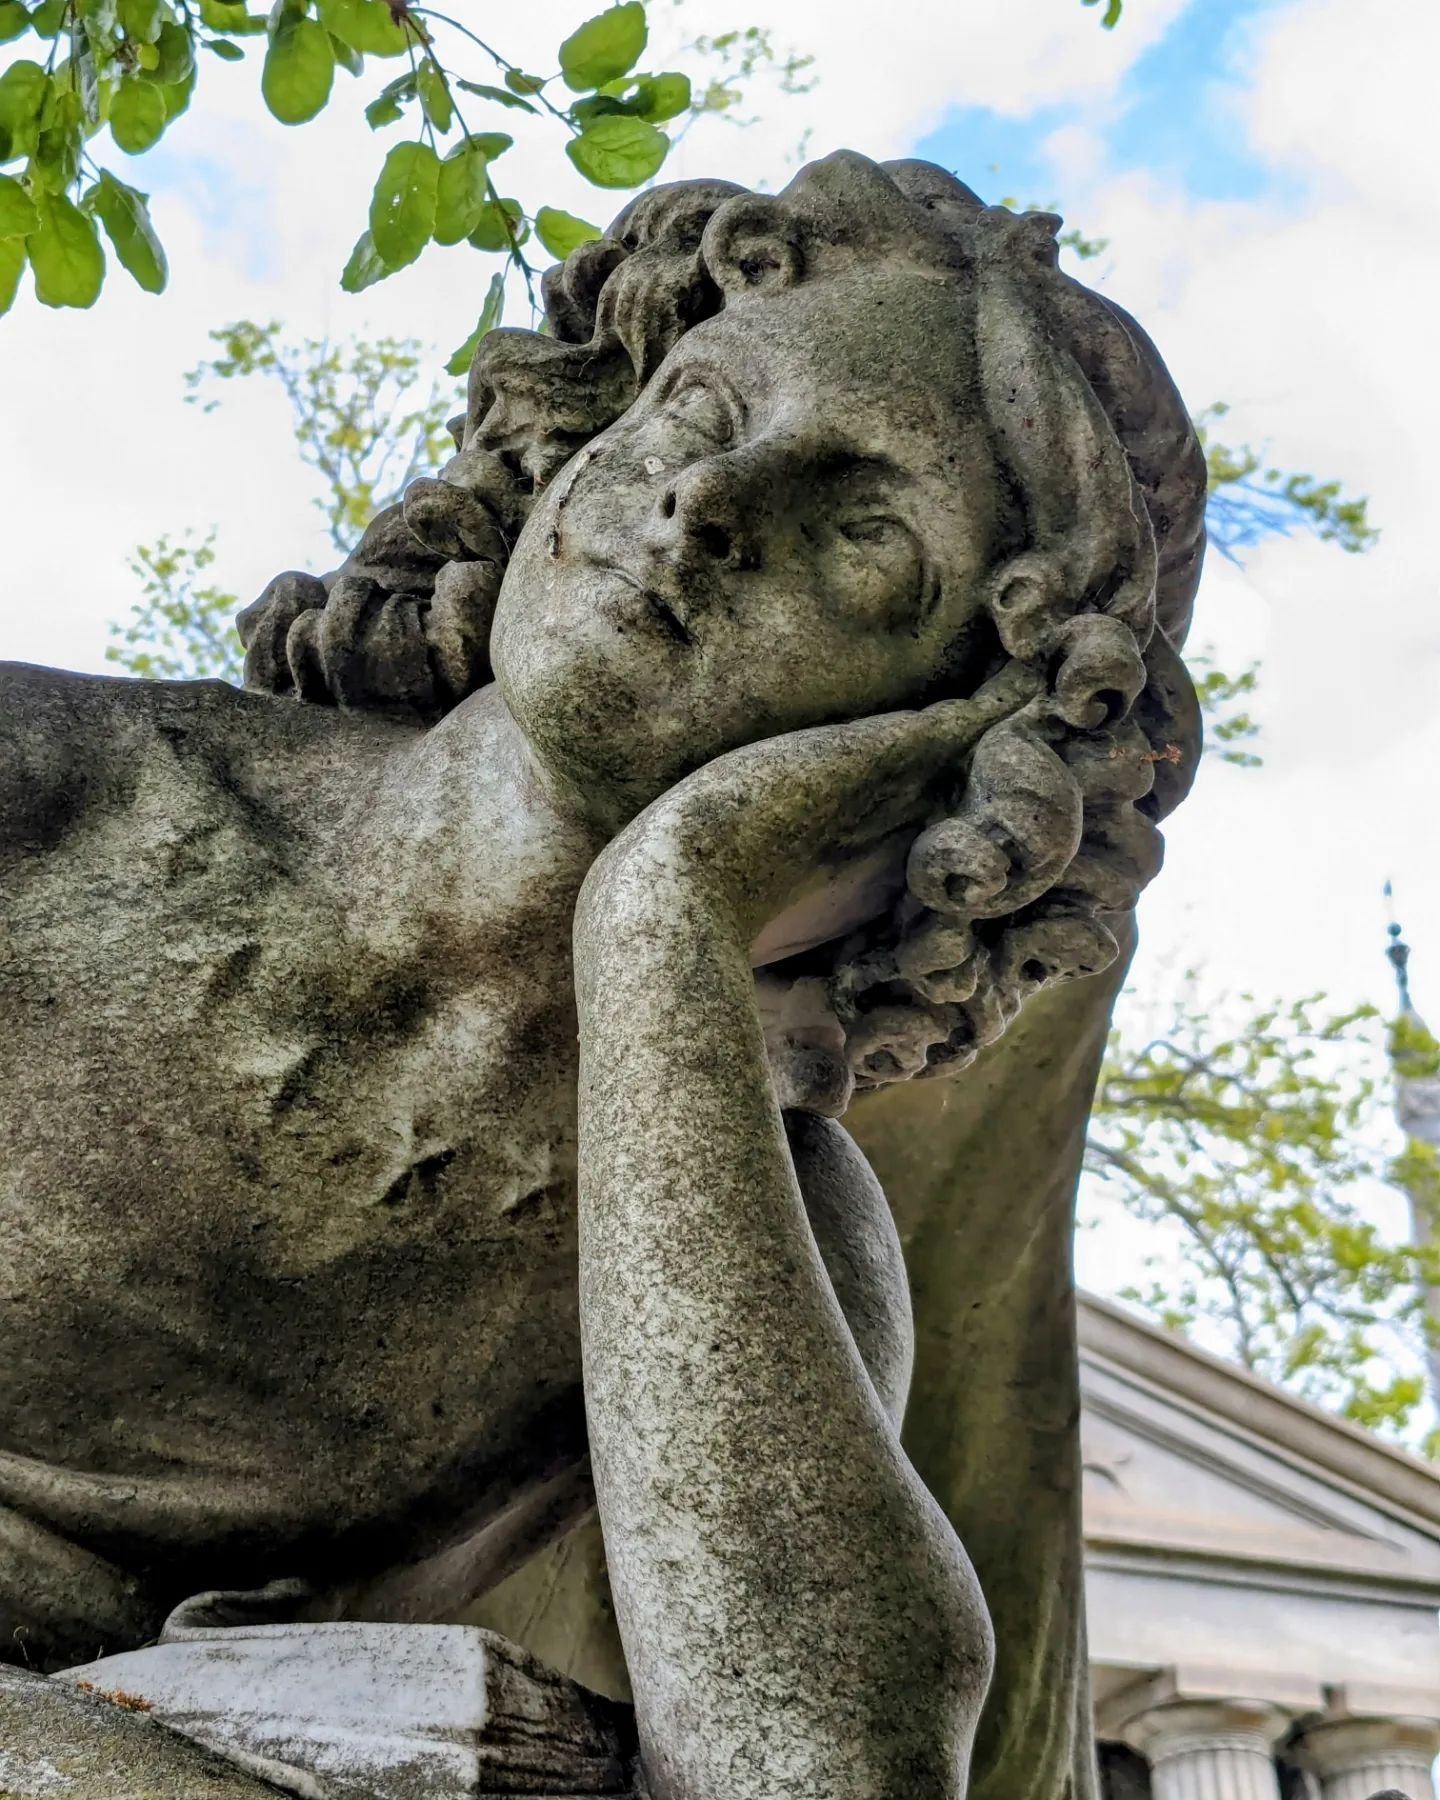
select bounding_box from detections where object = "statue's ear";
[701,196,804,299]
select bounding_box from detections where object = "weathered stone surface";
[851,930,1135,1800]
[0,1663,285,1797]
[53,1617,637,1798]
[0,149,1206,1797]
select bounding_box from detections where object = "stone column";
[1123,1699,1291,1800]
[1295,1716,1440,1800]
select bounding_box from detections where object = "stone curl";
[234,152,1205,1100]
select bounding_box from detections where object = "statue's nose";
[658,456,762,571]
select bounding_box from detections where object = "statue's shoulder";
[0,658,352,736]
[0,662,408,859]
[1,659,287,751]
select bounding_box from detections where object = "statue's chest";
[1,808,586,1492]
[2,749,583,1274]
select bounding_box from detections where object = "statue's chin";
[491,584,694,824]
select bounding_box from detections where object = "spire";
[1385,880,1415,1014]
[1384,885,1440,1410]
[1385,883,1437,1097]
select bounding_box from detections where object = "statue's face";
[492,267,1004,817]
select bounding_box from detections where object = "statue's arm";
[574,706,1009,1800]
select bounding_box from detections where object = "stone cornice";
[1078,1292,1440,1538]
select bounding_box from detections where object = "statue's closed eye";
[837,516,909,547]
[663,374,737,445]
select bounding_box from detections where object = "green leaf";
[117,0,161,40]
[339,223,389,291]
[559,3,646,93]
[454,78,535,114]
[416,61,452,133]
[262,12,333,124]
[364,67,414,126]
[29,87,81,189]
[197,0,266,33]
[27,0,63,34]
[462,130,511,160]
[89,168,165,290]
[466,195,523,252]
[0,171,38,236]
[368,137,438,267]
[433,138,487,245]
[503,68,544,94]
[140,20,194,83]
[109,74,166,150]
[0,61,50,162]
[0,2,33,45]
[570,93,629,127]
[28,189,104,306]
[204,35,245,58]
[445,268,503,375]
[534,205,600,261]
[630,71,690,122]
[0,231,24,312]
[316,0,407,56]
[566,113,666,189]
[159,59,196,118]
[327,29,361,74]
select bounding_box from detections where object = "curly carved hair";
[237,151,1206,1101]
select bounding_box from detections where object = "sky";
[2,1,1438,1308]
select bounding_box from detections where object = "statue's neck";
[386,682,609,922]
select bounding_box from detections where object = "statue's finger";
[428,559,501,708]
[402,478,508,565]
[319,579,436,713]
[240,570,326,695]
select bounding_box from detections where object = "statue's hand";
[236,515,502,717]
[236,446,524,714]
[582,665,1040,949]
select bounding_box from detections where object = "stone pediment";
[1081,1400,1412,1579]
[1077,1294,1440,1717]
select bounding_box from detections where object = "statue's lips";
[588,560,695,648]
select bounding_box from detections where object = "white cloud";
[1237,0,1436,213]
[1042,0,1440,1016]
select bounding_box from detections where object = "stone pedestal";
[0,1664,284,1798]
[1122,1699,1291,1800]
[51,1616,638,1798]
[1294,1715,1440,1800]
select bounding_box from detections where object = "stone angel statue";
[0,151,1206,1799]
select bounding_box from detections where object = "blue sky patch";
[916,0,1305,220]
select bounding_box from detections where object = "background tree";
[1087,984,1438,1442]
[105,329,443,678]
[107,320,452,679]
